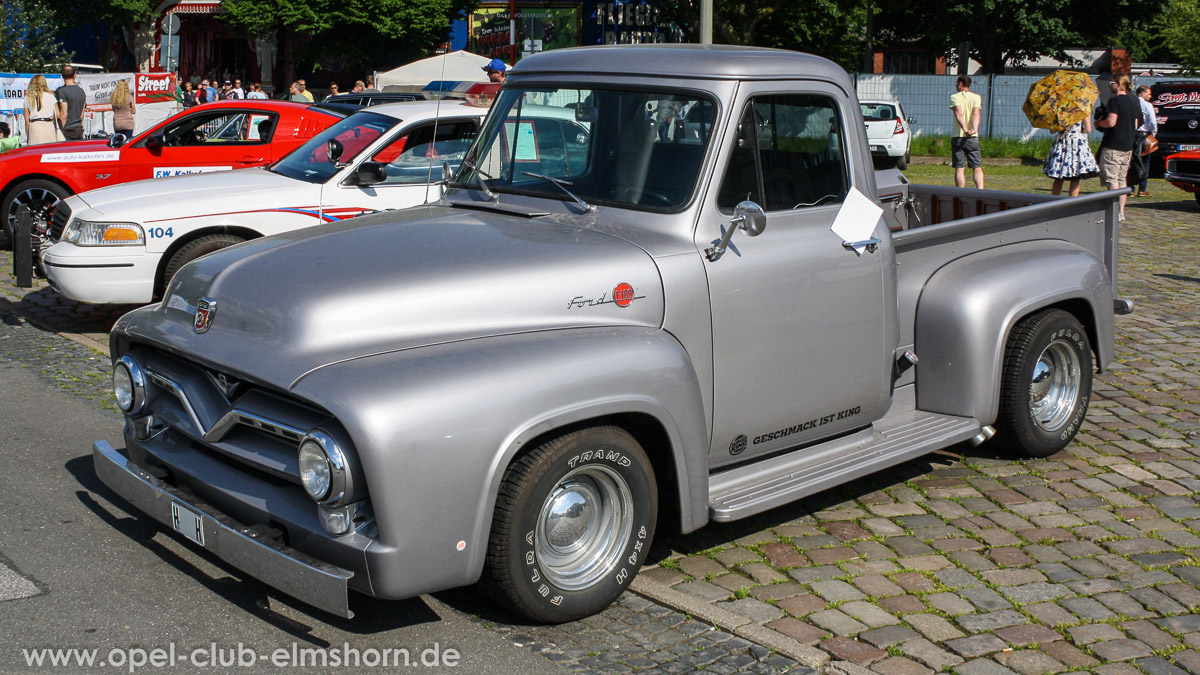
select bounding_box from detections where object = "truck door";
[698,85,894,467]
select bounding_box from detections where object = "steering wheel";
[192,129,207,144]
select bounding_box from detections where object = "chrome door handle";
[842,238,880,253]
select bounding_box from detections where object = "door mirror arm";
[706,201,766,261]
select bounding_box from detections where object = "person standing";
[483,59,508,83]
[218,81,234,100]
[352,80,365,94]
[181,81,197,108]
[297,79,314,102]
[1095,74,1142,221]
[24,75,60,146]
[1133,85,1158,197]
[231,79,245,99]
[55,65,87,140]
[950,74,985,189]
[363,75,379,93]
[247,83,267,99]
[1043,117,1099,196]
[288,82,307,103]
[109,79,136,138]
[323,82,341,101]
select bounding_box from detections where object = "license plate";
[170,501,206,546]
[1180,145,1200,151]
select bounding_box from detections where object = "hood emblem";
[567,282,644,310]
[194,297,217,333]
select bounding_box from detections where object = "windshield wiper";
[460,159,496,201]
[521,171,595,213]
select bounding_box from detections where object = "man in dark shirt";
[55,65,87,140]
[1095,74,1142,221]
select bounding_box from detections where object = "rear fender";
[914,241,1112,425]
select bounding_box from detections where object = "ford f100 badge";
[194,297,217,333]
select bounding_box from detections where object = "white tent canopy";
[376,51,492,91]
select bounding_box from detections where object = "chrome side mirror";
[441,161,453,184]
[706,200,766,261]
[107,133,127,149]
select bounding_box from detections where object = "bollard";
[14,204,32,288]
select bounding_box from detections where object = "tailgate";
[864,120,896,140]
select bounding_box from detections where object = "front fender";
[289,326,708,600]
[914,240,1112,425]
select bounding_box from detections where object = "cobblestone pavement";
[3,167,1200,674]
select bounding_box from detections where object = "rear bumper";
[92,439,355,618]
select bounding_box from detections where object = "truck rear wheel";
[996,309,1092,458]
[483,426,657,623]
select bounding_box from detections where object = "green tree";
[1157,0,1200,70]
[0,0,73,72]
[219,0,476,74]
[655,0,867,72]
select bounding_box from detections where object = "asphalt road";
[0,360,564,674]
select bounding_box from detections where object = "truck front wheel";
[996,309,1093,458]
[483,426,657,623]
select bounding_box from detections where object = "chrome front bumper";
[92,440,355,618]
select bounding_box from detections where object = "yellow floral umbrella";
[1023,70,1099,132]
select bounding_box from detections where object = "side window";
[159,112,278,146]
[717,94,849,212]
[370,120,478,186]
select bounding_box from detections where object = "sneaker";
[1119,212,1125,222]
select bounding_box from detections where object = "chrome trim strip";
[145,367,308,445]
[93,440,353,618]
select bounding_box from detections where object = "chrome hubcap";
[536,464,633,591]
[6,187,61,234]
[1029,339,1081,431]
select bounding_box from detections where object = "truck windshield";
[456,87,717,211]
[270,112,397,184]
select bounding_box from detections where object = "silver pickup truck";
[93,45,1130,622]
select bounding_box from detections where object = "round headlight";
[112,356,145,414]
[113,364,134,411]
[298,439,332,501]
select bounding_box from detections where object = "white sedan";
[43,97,587,304]
[860,99,914,170]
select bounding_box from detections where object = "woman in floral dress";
[1043,117,1099,197]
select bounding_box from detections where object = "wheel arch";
[2,173,78,201]
[914,242,1112,426]
[153,225,262,297]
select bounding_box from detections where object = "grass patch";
[910,134,1073,159]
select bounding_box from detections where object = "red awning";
[164,1,221,14]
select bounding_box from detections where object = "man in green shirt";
[0,122,19,152]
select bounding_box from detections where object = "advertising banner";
[135,73,178,104]
[0,73,65,114]
[77,73,133,112]
[470,4,581,62]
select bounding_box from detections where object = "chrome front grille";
[132,348,332,483]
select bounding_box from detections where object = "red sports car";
[1164,148,1200,205]
[1,100,343,242]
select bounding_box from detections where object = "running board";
[708,411,981,522]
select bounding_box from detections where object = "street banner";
[135,73,177,104]
[77,73,134,112]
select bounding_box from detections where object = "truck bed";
[883,180,1123,359]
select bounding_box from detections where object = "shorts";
[951,136,982,169]
[1099,147,1132,188]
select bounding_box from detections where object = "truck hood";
[75,169,303,222]
[114,205,666,390]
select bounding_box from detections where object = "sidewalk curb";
[0,296,109,355]
[630,575,832,669]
